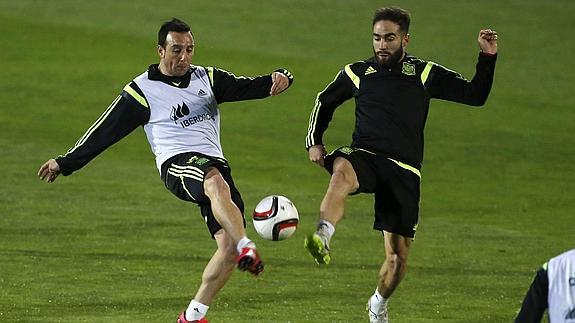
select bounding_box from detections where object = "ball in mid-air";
[252,195,299,241]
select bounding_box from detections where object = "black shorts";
[324,147,421,238]
[161,152,245,237]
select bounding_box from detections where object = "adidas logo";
[198,89,207,96]
[170,102,190,122]
[364,66,377,75]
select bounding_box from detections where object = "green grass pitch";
[1,1,574,322]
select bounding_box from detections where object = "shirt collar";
[147,64,194,88]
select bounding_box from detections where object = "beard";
[374,44,405,67]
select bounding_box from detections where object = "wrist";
[480,50,497,56]
[306,144,324,151]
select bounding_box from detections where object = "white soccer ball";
[252,195,299,241]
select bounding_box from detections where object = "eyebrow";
[170,43,195,48]
[373,32,397,38]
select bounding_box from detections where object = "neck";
[399,51,406,62]
[158,63,174,77]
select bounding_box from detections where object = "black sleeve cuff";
[55,156,73,176]
[306,142,324,150]
[479,51,498,62]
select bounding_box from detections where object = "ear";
[157,45,165,58]
[402,33,410,48]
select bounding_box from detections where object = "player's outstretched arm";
[478,28,498,55]
[209,67,293,103]
[38,159,61,183]
[39,87,150,179]
[425,30,498,106]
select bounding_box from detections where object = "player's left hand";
[308,145,327,167]
[270,72,289,96]
[38,158,61,183]
[478,28,498,55]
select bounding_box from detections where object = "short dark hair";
[158,18,192,47]
[372,7,411,34]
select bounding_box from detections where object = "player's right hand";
[270,72,289,96]
[38,159,61,183]
[308,145,327,167]
[478,28,498,55]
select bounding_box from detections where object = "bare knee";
[329,170,358,196]
[203,169,230,200]
[329,158,359,194]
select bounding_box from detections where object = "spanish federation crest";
[187,156,209,166]
[340,147,354,155]
[401,62,416,76]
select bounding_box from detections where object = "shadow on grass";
[0,248,212,263]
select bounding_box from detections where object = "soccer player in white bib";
[515,249,575,322]
[37,18,293,323]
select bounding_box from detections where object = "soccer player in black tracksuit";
[303,7,498,322]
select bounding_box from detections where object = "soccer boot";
[304,233,331,264]
[177,312,208,323]
[366,299,389,323]
[236,247,264,276]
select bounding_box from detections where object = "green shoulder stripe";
[206,66,214,87]
[123,83,149,108]
[420,62,434,85]
[344,64,360,89]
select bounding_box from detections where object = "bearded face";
[372,20,409,67]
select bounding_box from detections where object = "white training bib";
[547,249,575,322]
[134,66,224,173]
